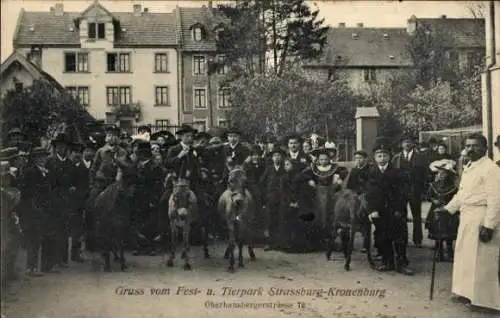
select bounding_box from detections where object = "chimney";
[133,4,142,16]
[407,14,417,36]
[54,3,64,16]
[440,14,447,19]
[338,22,346,28]
[208,0,213,10]
[356,22,364,28]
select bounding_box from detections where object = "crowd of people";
[1,124,499,312]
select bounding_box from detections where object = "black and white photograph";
[1,0,499,317]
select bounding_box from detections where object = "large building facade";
[13,2,181,131]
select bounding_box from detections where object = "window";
[218,119,229,128]
[155,53,168,72]
[107,86,131,106]
[155,119,170,129]
[155,86,169,106]
[193,88,207,108]
[192,27,203,41]
[363,68,376,81]
[193,55,205,75]
[218,87,231,108]
[88,23,105,40]
[67,86,89,106]
[107,53,130,72]
[193,120,207,132]
[65,52,88,72]
[447,51,459,69]
[217,55,229,75]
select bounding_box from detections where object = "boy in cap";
[366,138,414,275]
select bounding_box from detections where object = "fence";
[129,125,183,136]
[419,125,482,156]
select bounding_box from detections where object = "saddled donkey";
[218,169,256,273]
[166,178,198,270]
[93,166,137,272]
[327,189,375,271]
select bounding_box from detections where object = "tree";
[0,80,90,144]
[223,66,357,139]
[217,0,329,77]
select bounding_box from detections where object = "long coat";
[445,156,500,311]
[222,143,250,167]
[391,150,428,199]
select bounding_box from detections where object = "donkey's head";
[229,191,245,223]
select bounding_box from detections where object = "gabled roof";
[415,18,485,48]
[0,51,64,91]
[78,1,117,20]
[176,6,228,52]
[14,9,178,47]
[305,27,414,68]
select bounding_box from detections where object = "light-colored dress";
[445,156,500,311]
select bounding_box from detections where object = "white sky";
[1,0,477,62]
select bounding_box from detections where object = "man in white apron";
[438,133,500,312]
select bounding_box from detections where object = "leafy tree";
[0,80,91,145]
[216,0,328,77]
[223,66,356,140]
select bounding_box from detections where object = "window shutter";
[88,23,96,39]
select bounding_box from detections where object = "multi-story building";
[303,16,485,95]
[176,4,230,132]
[13,2,180,132]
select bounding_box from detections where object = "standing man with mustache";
[437,133,500,312]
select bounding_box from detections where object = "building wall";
[482,1,500,162]
[303,67,412,95]
[0,64,36,98]
[180,52,229,130]
[16,47,179,125]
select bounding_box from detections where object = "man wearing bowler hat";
[366,138,414,275]
[392,134,428,248]
[166,124,202,182]
[45,132,77,269]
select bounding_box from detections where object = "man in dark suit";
[366,139,414,275]
[391,135,428,248]
[45,133,77,270]
[284,133,310,173]
[259,148,286,250]
[222,127,250,166]
[19,147,51,276]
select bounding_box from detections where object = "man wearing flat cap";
[365,137,414,275]
[45,132,77,269]
[391,133,428,248]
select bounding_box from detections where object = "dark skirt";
[425,204,459,241]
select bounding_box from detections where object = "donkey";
[218,169,256,273]
[326,189,375,271]
[166,178,198,270]
[93,168,137,272]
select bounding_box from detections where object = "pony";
[327,189,375,271]
[218,169,256,272]
[92,165,137,272]
[166,178,198,270]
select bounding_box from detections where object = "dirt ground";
[1,204,497,318]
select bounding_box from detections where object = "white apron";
[452,205,500,310]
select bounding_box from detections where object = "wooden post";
[355,107,380,157]
[67,237,72,264]
[37,245,42,271]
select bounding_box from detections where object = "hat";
[250,145,263,155]
[51,132,70,145]
[209,136,222,145]
[226,126,242,136]
[372,137,391,154]
[30,146,50,157]
[105,125,121,136]
[196,131,212,140]
[284,133,302,144]
[494,135,500,147]
[270,147,286,157]
[264,134,277,144]
[310,147,332,158]
[429,159,457,174]
[353,150,368,158]
[0,147,20,161]
[176,124,198,136]
[7,127,25,136]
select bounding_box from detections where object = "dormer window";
[88,22,106,40]
[193,26,203,41]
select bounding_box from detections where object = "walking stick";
[430,211,443,301]
[37,245,42,272]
